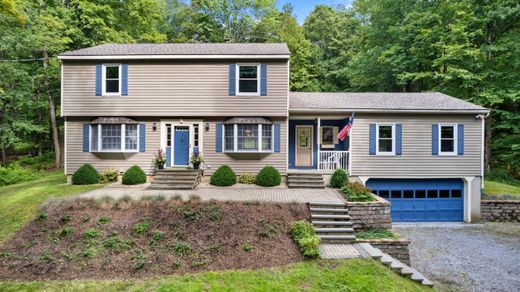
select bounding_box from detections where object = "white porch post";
[317,117,321,170]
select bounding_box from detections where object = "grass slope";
[484,180,520,196]
[0,171,103,243]
[0,259,431,291]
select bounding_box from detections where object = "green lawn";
[0,259,431,291]
[484,180,520,196]
[0,170,104,243]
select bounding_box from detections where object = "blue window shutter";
[274,123,281,152]
[216,123,223,152]
[121,64,128,96]
[95,64,102,96]
[458,124,464,155]
[139,123,146,152]
[260,64,267,96]
[83,123,90,152]
[432,124,439,155]
[396,124,402,155]
[369,124,376,155]
[229,64,236,96]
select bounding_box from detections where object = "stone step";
[309,201,346,207]
[409,267,434,287]
[149,183,195,190]
[155,173,198,177]
[288,176,324,181]
[310,207,349,213]
[311,214,351,220]
[359,243,383,259]
[289,184,325,189]
[287,173,323,177]
[380,253,393,265]
[318,235,356,241]
[315,228,354,233]
[312,220,353,227]
[153,178,197,183]
[288,180,325,185]
[390,259,405,271]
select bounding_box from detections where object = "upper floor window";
[223,123,273,152]
[237,64,259,95]
[376,124,395,155]
[103,64,121,95]
[90,124,138,152]
[439,124,457,155]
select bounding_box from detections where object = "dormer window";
[237,64,259,95]
[103,64,121,95]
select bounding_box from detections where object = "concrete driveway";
[395,223,520,291]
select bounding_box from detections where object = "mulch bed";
[0,197,309,280]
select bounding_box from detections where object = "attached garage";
[366,179,464,222]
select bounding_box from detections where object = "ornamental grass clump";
[210,165,236,186]
[255,166,281,187]
[289,221,320,258]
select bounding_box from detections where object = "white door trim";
[160,119,204,168]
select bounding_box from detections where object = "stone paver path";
[319,243,364,259]
[76,183,344,203]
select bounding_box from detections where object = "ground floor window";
[90,124,138,152]
[224,124,273,152]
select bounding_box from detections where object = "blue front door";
[174,126,189,166]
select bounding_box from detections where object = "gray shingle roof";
[290,92,488,112]
[60,43,290,56]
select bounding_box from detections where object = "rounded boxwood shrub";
[210,165,237,186]
[256,166,281,187]
[122,165,146,185]
[72,164,99,185]
[330,169,348,188]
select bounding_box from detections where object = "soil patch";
[0,197,309,280]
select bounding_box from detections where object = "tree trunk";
[42,50,62,168]
[1,147,7,166]
[485,114,492,171]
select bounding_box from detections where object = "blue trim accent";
[174,128,189,165]
[121,64,128,96]
[139,123,146,152]
[83,123,89,152]
[260,64,267,96]
[367,179,464,222]
[432,124,439,155]
[395,124,402,155]
[369,124,376,155]
[166,146,171,167]
[193,146,199,153]
[95,64,102,96]
[457,124,464,155]
[216,123,223,152]
[228,64,236,96]
[274,123,281,152]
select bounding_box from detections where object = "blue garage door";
[366,179,464,222]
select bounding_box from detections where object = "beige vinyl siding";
[62,60,288,117]
[203,118,287,175]
[65,118,160,175]
[351,113,482,177]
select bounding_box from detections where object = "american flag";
[338,113,355,141]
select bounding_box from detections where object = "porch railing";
[318,151,349,171]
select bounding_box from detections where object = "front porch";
[289,115,352,172]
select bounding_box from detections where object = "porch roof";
[289,92,489,114]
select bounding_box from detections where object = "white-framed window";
[90,124,138,152]
[439,124,457,155]
[321,126,338,148]
[102,64,121,95]
[236,64,260,95]
[376,124,395,155]
[223,124,273,152]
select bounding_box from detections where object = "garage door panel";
[367,179,464,222]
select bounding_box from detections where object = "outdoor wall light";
[205,122,210,132]
[152,122,157,131]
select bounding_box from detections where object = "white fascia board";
[289,108,490,114]
[58,54,290,60]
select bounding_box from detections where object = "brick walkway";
[319,243,367,259]
[76,183,344,203]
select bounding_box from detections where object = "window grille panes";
[101,124,121,150]
[91,125,98,151]
[322,127,334,144]
[440,126,455,152]
[378,125,393,152]
[262,124,272,150]
[237,124,258,150]
[166,125,172,147]
[125,124,138,150]
[194,125,199,147]
[224,124,234,151]
[238,65,258,93]
[105,66,119,93]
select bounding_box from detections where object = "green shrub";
[99,168,119,183]
[210,165,236,186]
[122,165,146,185]
[289,221,320,258]
[84,228,100,239]
[330,169,348,188]
[341,182,374,202]
[255,166,281,187]
[173,242,191,255]
[242,243,253,252]
[72,164,99,185]
[14,153,55,170]
[98,216,111,224]
[0,165,41,187]
[238,173,256,184]
[133,219,150,234]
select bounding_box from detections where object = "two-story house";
[59,43,489,223]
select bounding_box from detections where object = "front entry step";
[288,173,325,188]
[149,169,202,190]
[308,201,356,243]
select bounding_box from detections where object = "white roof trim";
[289,108,490,114]
[58,54,290,60]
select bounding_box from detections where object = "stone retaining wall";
[345,195,392,231]
[358,238,411,265]
[481,200,520,222]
